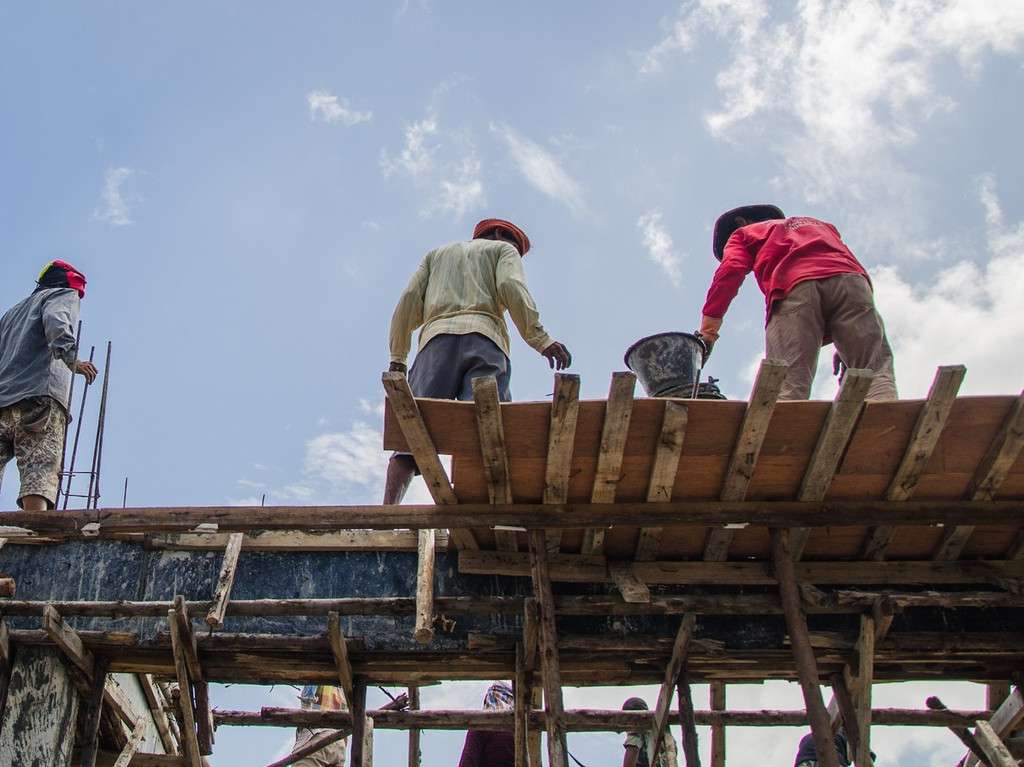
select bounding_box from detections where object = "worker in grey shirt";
[0,260,97,510]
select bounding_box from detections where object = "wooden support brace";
[966,687,1024,767]
[473,376,518,552]
[206,531,244,629]
[1007,529,1024,561]
[677,668,702,767]
[169,607,203,767]
[0,618,11,723]
[529,529,569,767]
[772,529,840,767]
[544,374,580,554]
[938,389,1024,561]
[382,372,474,550]
[635,401,688,561]
[362,711,374,767]
[704,359,787,561]
[854,614,876,767]
[172,597,214,754]
[609,562,651,603]
[831,673,861,755]
[974,720,1019,767]
[927,696,992,767]
[790,368,872,560]
[413,528,436,644]
[140,672,180,756]
[408,685,421,767]
[710,682,726,767]
[81,656,111,767]
[514,645,528,767]
[266,728,351,767]
[42,603,94,677]
[582,371,636,554]
[650,613,696,766]
[350,681,368,767]
[328,612,357,707]
[112,717,150,767]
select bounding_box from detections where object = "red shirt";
[701,217,868,324]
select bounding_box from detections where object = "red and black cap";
[37,260,87,298]
[473,218,531,256]
[712,204,785,261]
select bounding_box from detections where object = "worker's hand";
[832,352,847,384]
[75,360,98,384]
[694,332,715,362]
[388,361,407,374]
[542,342,572,370]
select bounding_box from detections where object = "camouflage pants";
[291,728,347,767]
[0,397,67,508]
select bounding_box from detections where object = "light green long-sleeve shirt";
[389,239,553,365]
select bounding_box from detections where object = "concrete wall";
[0,647,79,767]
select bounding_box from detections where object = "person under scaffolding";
[621,697,679,767]
[457,682,516,767]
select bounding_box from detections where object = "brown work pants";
[765,273,897,401]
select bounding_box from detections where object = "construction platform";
[0,363,1021,766]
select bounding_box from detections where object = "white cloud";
[492,124,587,217]
[305,421,388,488]
[306,90,372,126]
[424,152,486,219]
[93,166,137,227]
[380,114,439,178]
[637,209,684,287]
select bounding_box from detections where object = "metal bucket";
[623,332,707,398]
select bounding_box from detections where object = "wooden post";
[529,529,568,767]
[528,687,543,767]
[710,682,726,767]
[362,712,374,767]
[414,528,436,644]
[79,656,110,767]
[407,685,421,767]
[974,720,1019,767]
[830,673,861,755]
[327,612,356,707]
[677,668,702,767]
[650,613,696,765]
[854,614,875,767]
[965,687,1024,767]
[349,681,367,767]
[206,532,244,629]
[0,620,11,726]
[514,645,528,767]
[169,607,203,767]
[926,696,990,766]
[772,529,840,767]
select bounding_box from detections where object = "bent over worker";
[697,205,897,401]
[0,261,97,510]
[384,218,571,504]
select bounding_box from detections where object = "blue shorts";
[408,332,512,402]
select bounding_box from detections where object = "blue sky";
[2,1,1023,764]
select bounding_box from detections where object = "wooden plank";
[636,401,688,561]
[544,374,580,554]
[413,528,436,644]
[704,359,788,561]
[790,369,872,560]
[0,619,11,722]
[854,614,875,767]
[926,696,991,767]
[350,680,367,767]
[170,597,213,754]
[529,529,568,767]
[148,529,442,551]
[139,672,179,756]
[831,673,862,757]
[650,613,696,766]
[327,612,356,707]
[582,371,636,554]
[113,718,150,767]
[80,656,110,767]
[407,685,421,767]
[609,562,651,603]
[205,532,244,629]
[974,720,1019,767]
[940,391,1024,560]
[42,604,94,677]
[772,529,840,767]
[677,670,702,767]
[168,608,202,767]
[473,376,518,552]
[514,645,528,767]
[382,372,475,550]
[362,711,374,767]
[709,682,725,767]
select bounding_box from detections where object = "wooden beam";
[523,598,539,672]
[926,696,992,767]
[473,376,518,552]
[205,532,244,629]
[407,685,421,767]
[349,681,368,767]
[171,597,213,754]
[772,529,840,767]
[966,687,1024,767]
[327,612,356,707]
[831,673,861,754]
[650,613,696,765]
[168,607,202,767]
[529,529,568,767]
[635,401,688,561]
[514,645,528,767]
[709,682,725,767]
[382,372,474,550]
[790,368,872,560]
[704,359,788,561]
[938,390,1024,561]
[149,529,445,552]
[974,720,1019,767]
[854,614,876,767]
[266,728,351,767]
[80,656,110,767]
[544,373,580,554]
[112,718,150,767]
[139,672,179,756]
[0,619,11,723]
[42,603,94,678]
[609,562,652,603]
[677,669,702,767]
[582,371,636,554]
[413,528,436,644]
[362,711,374,767]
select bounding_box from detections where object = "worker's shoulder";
[432,239,512,259]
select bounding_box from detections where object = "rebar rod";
[62,344,96,510]
[55,321,83,507]
[87,341,112,509]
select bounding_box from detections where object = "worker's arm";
[622,744,640,767]
[495,245,571,369]
[41,289,96,382]
[388,254,431,371]
[697,235,755,354]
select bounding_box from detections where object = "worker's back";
[0,288,79,410]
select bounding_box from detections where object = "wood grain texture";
[544,374,580,554]
[635,401,688,561]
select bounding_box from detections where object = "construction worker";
[291,685,347,766]
[621,697,679,767]
[384,218,571,504]
[697,205,897,401]
[0,261,97,510]
[793,728,855,767]
[457,681,515,767]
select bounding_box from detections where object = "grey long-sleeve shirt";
[0,288,81,411]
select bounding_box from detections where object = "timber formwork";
[0,362,1022,767]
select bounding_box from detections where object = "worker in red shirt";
[697,204,897,400]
